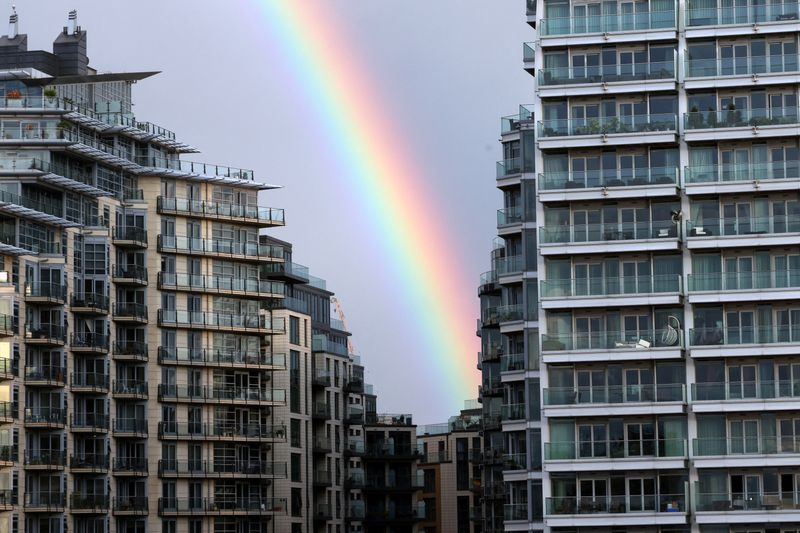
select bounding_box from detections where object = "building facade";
[481,1,800,533]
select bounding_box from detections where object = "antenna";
[68,9,77,35]
[8,5,17,39]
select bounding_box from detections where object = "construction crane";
[330,296,356,355]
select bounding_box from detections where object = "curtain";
[543,154,569,189]
[650,0,676,28]
[753,198,770,233]
[757,305,773,343]
[654,255,682,292]
[755,252,772,289]
[689,147,716,182]
[692,253,722,291]
[544,0,570,35]
[550,420,576,459]
[696,414,726,455]
[689,0,718,26]
[658,416,686,457]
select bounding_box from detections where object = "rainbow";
[251,0,480,408]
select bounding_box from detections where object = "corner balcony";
[538,114,678,149]
[24,282,66,305]
[690,325,800,358]
[545,438,687,472]
[157,272,284,299]
[500,105,535,136]
[685,56,800,90]
[24,408,66,429]
[540,275,682,309]
[157,421,286,442]
[691,380,800,413]
[545,493,687,527]
[157,347,286,370]
[24,450,66,470]
[523,42,535,74]
[539,9,677,47]
[538,61,677,97]
[540,221,680,256]
[111,226,147,248]
[684,162,800,195]
[686,216,800,249]
[686,2,800,38]
[112,303,148,324]
[538,167,679,203]
[684,108,800,142]
[112,341,148,362]
[112,264,148,286]
[497,206,522,234]
[157,310,284,334]
[541,330,684,364]
[496,157,528,183]
[494,255,523,280]
[25,324,67,347]
[69,293,109,314]
[543,383,686,417]
[157,235,284,263]
[156,196,285,227]
[687,271,800,303]
[695,489,800,524]
[692,436,800,468]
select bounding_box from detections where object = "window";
[291,487,302,517]
[290,418,301,448]
[290,316,300,345]
[291,453,301,482]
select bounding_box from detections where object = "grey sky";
[20,0,531,424]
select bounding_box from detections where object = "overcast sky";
[22,1,531,424]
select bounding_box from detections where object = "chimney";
[8,6,17,39]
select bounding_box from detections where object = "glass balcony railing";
[688,270,800,292]
[546,493,685,515]
[540,10,676,36]
[695,491,799,512]
[113,380,147,396]
[685,107,800,129]
[543,383,686,405]
[687,216,800,238]
[539,61,675,86]
[540,220,678,245]
[500,352,534,372]
[136,156,255,181]
[157,235,283,260]
[686,56,800,78]
[157,347,285,368]
[690,325,800,346]
[542,328,682,351]
[685,162,800,183]
[497,206,522,227]
[501,105,534,134]
[538,167,678,190]
[501,403,526,421]
[545,439,687,460]
[692,380,800,401]
[539,114,677,137]
[541,275,681,298]
[158,421,286,440]
[496,157,523,178]
[312,335,348,356]
[505,502,529,521]
[157,272,284,295]
[523,42,535,62]
[526,0,536,15]
[157,310,283,331]
[687,2,799,27]
[694,436,800,456]
[494,255,523,276]
[156,196,284,224]
[24,365,66,383]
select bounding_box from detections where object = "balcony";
[691,380,800,413]
[112,264,148,285]
[503,453,528,471]
[70,372,110,393]
[24,365,66,386]
[112,341,148,361]
[692,436,800,468]
[537,168,679,203]
[540,221,679,256]
[157,459,286,478]
[112,302,148,324]
[70,453,109,472]
[157,235,283,262]
[363,474,424,491]
[540,275,682,309]
[157,310,283,333]
[69,293,109,313]
[0,315,12,337]
[112,380,148,399]
[690,325,800,358]
[24,450,65,469]
[496,157,526,180]
[541,329,683,364]
[0,402,16,423]
[158,421,286,442]
[505,503,528,521]
[686,216,800,249]
[112,457,148,475]
[312,401,330,421]
[686,2,800,38]
[685,55,800,90]
[363,442,422,460]
[523,42,535,73]
[500,105,535,135]
[684,161,800,196]
[497,206,522,230]
[71,413,109,432]
[480,375,502,397]
[157,347,286,369]
[539,9,677,45]
[112,418,148,437]
[687,270,800,303]
[313,437,332,454]
[157,272,284,298]
[157,384,286,405]
[684,108,800,142]
[538,114,678,149]
[313,469,333,487]
[314,503,333,521]
[312,335,348,355]
[312,368,331,388]
[24,492,65,512]
[112,226,147,248]
[137,156,256,182]
[262,261,309,283]
[501,403,526,422]
[25,407,66,428]
[494,255,523,279]
[544,439,687,472]
[346,406,364,425]
[695,490,800,523]
[157,497,285,516]
[538,61,676,97]
[70,333,109,353]
[112,496,148,515]
[545,494,687,526]
[156,196,285,226]
[70,494,109,512]
[543,383,685,417]
[24,282,66,304]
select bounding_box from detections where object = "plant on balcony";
[725,102,742,126]
[43,88,57,108]
[603,117,621,134]
[707,107,718,128]
[687,105,704,129]
[6,90,21,99]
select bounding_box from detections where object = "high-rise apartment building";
[0,11,423,533]
[481,1,800,533]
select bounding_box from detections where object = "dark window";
[457,495,470,533]
[456,437,469,490]
[290,316,300,345]
[290,419,301,448]
[291,487,302,517]
[291,453,301,482]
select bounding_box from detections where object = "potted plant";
[43,88,57,108]
[688,105,704,129]
[5,89,21,108]
[707,106,718,128]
